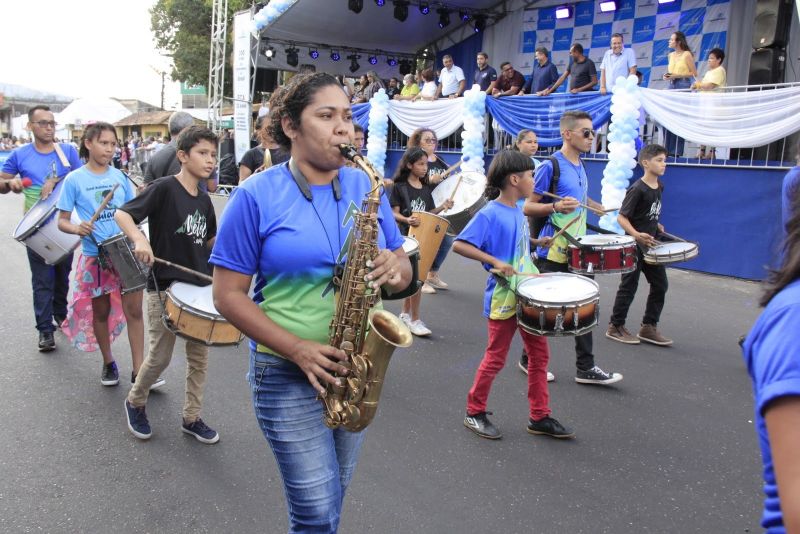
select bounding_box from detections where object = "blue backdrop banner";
[485,93,612,147]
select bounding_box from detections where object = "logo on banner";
[633,16,656,43]
[575,1,594,26]
[522,31,537,53]
[612,21,632,39]
[573,29,591,44]
[651,40,670,67]
[655,12,680,40]
[537,34,552,46]
[523,10,537,24]
[538,8,556,29]
[657,0,682,14]
[592,23,613,49]
[553,28,573,51]
[637,48,651,63]
[680,8,705,36]
[614,0,636,20]
[700,32,727,61]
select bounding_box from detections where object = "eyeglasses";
[422,138,437,144]
[569,128,596,139]
[33,120,58,129]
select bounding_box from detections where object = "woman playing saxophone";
[210,73,411,533]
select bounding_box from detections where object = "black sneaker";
[182,418,220,444]
[575,365,623,386]
[124,400,152,440]
[38,331,56,352]
[131,372,166,390]
[527,416,575,439]
[101,361,120,386]
[463,411,502,440]
[518,351,528,374]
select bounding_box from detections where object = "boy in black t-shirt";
[115,126,221,444]
[606,144,672,347]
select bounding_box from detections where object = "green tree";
[151,0,251,95]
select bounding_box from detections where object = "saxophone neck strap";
[288,157,341,201]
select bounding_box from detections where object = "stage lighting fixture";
[437,8,450,28]
[309,48,319,59]
[458,10,470,22]
[285,47,299,67]
[348,0,363,14]
[393,1,409,21]
[599,1,617,12]
[555,6,572,19]
[387,57,398,66]
[473,14,486,32]
[348,54,361,73]
[368,55,378,65]
[374,0,385,5]
[419,2,430,15]
[264,46,275,60]
[331,50,341,61]
[658,0,675,3]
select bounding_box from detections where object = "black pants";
[539,258,595,371]
[609,249,668,327]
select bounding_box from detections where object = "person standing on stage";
[742,188,800,533]
[599,33,637,95]
[518,47,559,96]
[474,51,498,94]
[209,73,411,532]
[0,105,81,352]
[117,126,220,444]
[434,54,466,99]
[662,31,698,157]
[548,43,598,95]
[492,62,526,98]
[522,110,623,386]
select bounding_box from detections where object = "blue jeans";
[663,77,692,156]
[249,351,366,533]
[431,233,454,273]
[27,248,72,333]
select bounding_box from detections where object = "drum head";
[650,242,696,256]
[577,234,634,246]
[517,273,598,303]
[169,282,219,316]
[402,236,419,255]
[431,171,486,214]
[13,202,56,240]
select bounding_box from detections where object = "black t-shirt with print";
[425,157,448,182]
[120,175,217,291]
[619,178,663,238]
[389,181,436,235]
[239,146,290,172]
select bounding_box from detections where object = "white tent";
[57,97,131,127]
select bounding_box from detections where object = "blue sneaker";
[101,361,119,386]
[124,400,152,440]
[182,418,219,444]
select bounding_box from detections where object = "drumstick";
[489,268,540,278]
[549,214,582,242]
[658,230,687,242]
[438,156,470,181]
[446,174,464,204]
[154,257,214,283]
[88,184,120,223]
[536,190,605,217]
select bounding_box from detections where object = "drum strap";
[53,143,71,169]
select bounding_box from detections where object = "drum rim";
[13,204,58,241]
[646,242,698,254]
[166,282,226,320]
[573,234,636,247]
[402,236,420,255]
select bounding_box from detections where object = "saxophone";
[322,145,413,432]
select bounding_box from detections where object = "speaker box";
[748,47,786,85]
[752,0,793,48]
[253,67,279,93]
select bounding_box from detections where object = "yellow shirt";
[700,66,726,91]
[400,84,420,97]
[668,51,693,77]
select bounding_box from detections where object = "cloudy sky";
[5,0,182,108]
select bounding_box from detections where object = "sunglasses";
[569,128,596,139]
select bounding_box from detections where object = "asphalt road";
[0,191,765,533]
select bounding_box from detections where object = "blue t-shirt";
[534,152,588,262]
[1,143,82,212]
[209,163,404,352]
[455,200,538,320]
[781,166,800,232]
[57,165,134,256]
[743,279,800,532]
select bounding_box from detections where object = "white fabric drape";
[387,99,465,139]
[639,85,800,147]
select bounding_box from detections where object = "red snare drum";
[568,234,637,275]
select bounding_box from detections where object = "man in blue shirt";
[599,33,637,95]
[1,105,82,352]
[473,51,498,94]
[519,47,559,96]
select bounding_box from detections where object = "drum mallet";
[88,184,120,224]
[153,257,214,283]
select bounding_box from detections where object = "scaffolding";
[207,0,228,134]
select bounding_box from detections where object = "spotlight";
[368,55,378,65]
[437,8,450,28]
[331,50,341,61]
[658,0,676,3]
[264,46,275,60]
[458,10,470,22]
[393,1,409,21]
[348,54,361,73]
[387,57,398,67]
[555,5,573,19]
[285,47,299,67]
[374,0,385,5]
[599,1,617,12]
[309,48,319,59]
[348,0,363,14]
[418,2,429,15]
[473,14,486,32]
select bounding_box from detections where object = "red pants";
[466,316,551,421]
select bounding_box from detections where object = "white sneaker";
[421,283,436,294]
[399,312,411,325]
[547,371,555,382]
[426,274,449,289]
[408,319,432,337]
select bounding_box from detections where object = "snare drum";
[431,170,487,236]
[402,236,420,295]
[13,186,80,265]
[644,241,699,265]
[568,234,637,275]
[515,273,599,337]
[408,213,449,281]
[163,282,243,346]
[99,231,149,294]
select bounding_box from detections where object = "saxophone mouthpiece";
[339,144,360,162]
